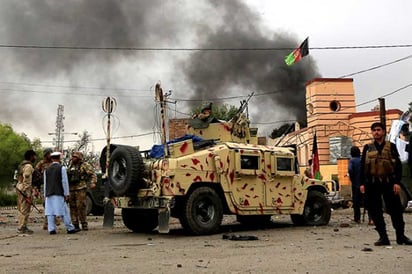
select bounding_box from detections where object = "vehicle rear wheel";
[109,146,145,196]
[291,191,331,226]
[122,208,158,233]
[181,187,223,235]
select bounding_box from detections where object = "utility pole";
[378,98,386,131]
[48,104,77,152]
[54,105,64,152]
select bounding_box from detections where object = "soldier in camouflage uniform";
[16,150,37,234]
[67,151,97,230]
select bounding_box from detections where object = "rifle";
[15,187,41,213]
[229,92,255,123]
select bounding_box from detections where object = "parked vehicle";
[86,172,105,216]
[100,85,332,235]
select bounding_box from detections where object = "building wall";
[169,118,189,139]
[269,77,402,178]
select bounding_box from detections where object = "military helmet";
[72,151,84,160]
[43,148,53,157]
[201,102,213,112]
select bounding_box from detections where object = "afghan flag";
[311,132,321,180]
[284,37,309,66]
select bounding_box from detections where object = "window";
[276,157,292,171]
[240,155,259,170]
[329,100,341,112]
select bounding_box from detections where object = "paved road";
[1,207,412,273]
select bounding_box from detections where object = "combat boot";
[396,232,412,245]
[374,230,390,246]
[81,222,88,231]
[73,223,80,230]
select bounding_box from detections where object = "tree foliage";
[0,123,34,184]
[269,120,307,139]
[192,103,238,121]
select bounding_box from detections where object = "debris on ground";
[222,234,259,241]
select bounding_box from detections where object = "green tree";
[192,103,238,121]
[269,120,307,139]
[0,123,33,185]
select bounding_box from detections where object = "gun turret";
[186,92,258,144]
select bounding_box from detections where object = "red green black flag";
[311,132,321,180]
[284,37,309,66]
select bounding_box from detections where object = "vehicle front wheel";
[180,187,223,235]
[291,191,331,226]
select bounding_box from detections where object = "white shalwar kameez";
[44,163,75,232]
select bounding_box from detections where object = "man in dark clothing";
[349,146,362,223]
[360,122,412,246]
[44,152,80,235]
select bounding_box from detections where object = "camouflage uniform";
[16,149,37,234]
[68,152,97,230]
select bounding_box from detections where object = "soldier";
[34,148,60,230]
[67,151,97,231]
[16,149,37,234]
[360,122,412,245]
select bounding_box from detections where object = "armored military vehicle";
[100,85,331,235]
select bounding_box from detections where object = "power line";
[355,83,412,108]
[41,132,157,143]
[340,54,412,78]
[0,87,153,98]
[0,80,152,93]
[1,44,412,51]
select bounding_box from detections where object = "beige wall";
[271,78,402,167]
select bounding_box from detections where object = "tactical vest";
[364,141,396,177]
[17,160,32,183]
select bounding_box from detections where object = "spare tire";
[109,145,145,196]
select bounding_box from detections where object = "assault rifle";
[15,187,41,213]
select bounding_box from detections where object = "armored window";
[240,155,259,170]
[276,157,292,171]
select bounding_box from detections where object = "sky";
[0,0,411,152]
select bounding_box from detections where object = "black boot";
[73,223,80,230]
[375,231,390,246]
[396,234,412,245]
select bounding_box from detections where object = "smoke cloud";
[0,0,320,149]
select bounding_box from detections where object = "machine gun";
[229,92,255,124]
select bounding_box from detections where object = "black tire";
[122,208,158,233]
[237,215,272,227]
[86,195,93,216]
[291,191,331,226]
[181,187,223,235]
[109,146,145,196]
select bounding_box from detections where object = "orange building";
[269,78,402,196]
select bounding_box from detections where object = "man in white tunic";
[44,152,80,235]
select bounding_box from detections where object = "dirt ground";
[1,206,412,274]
